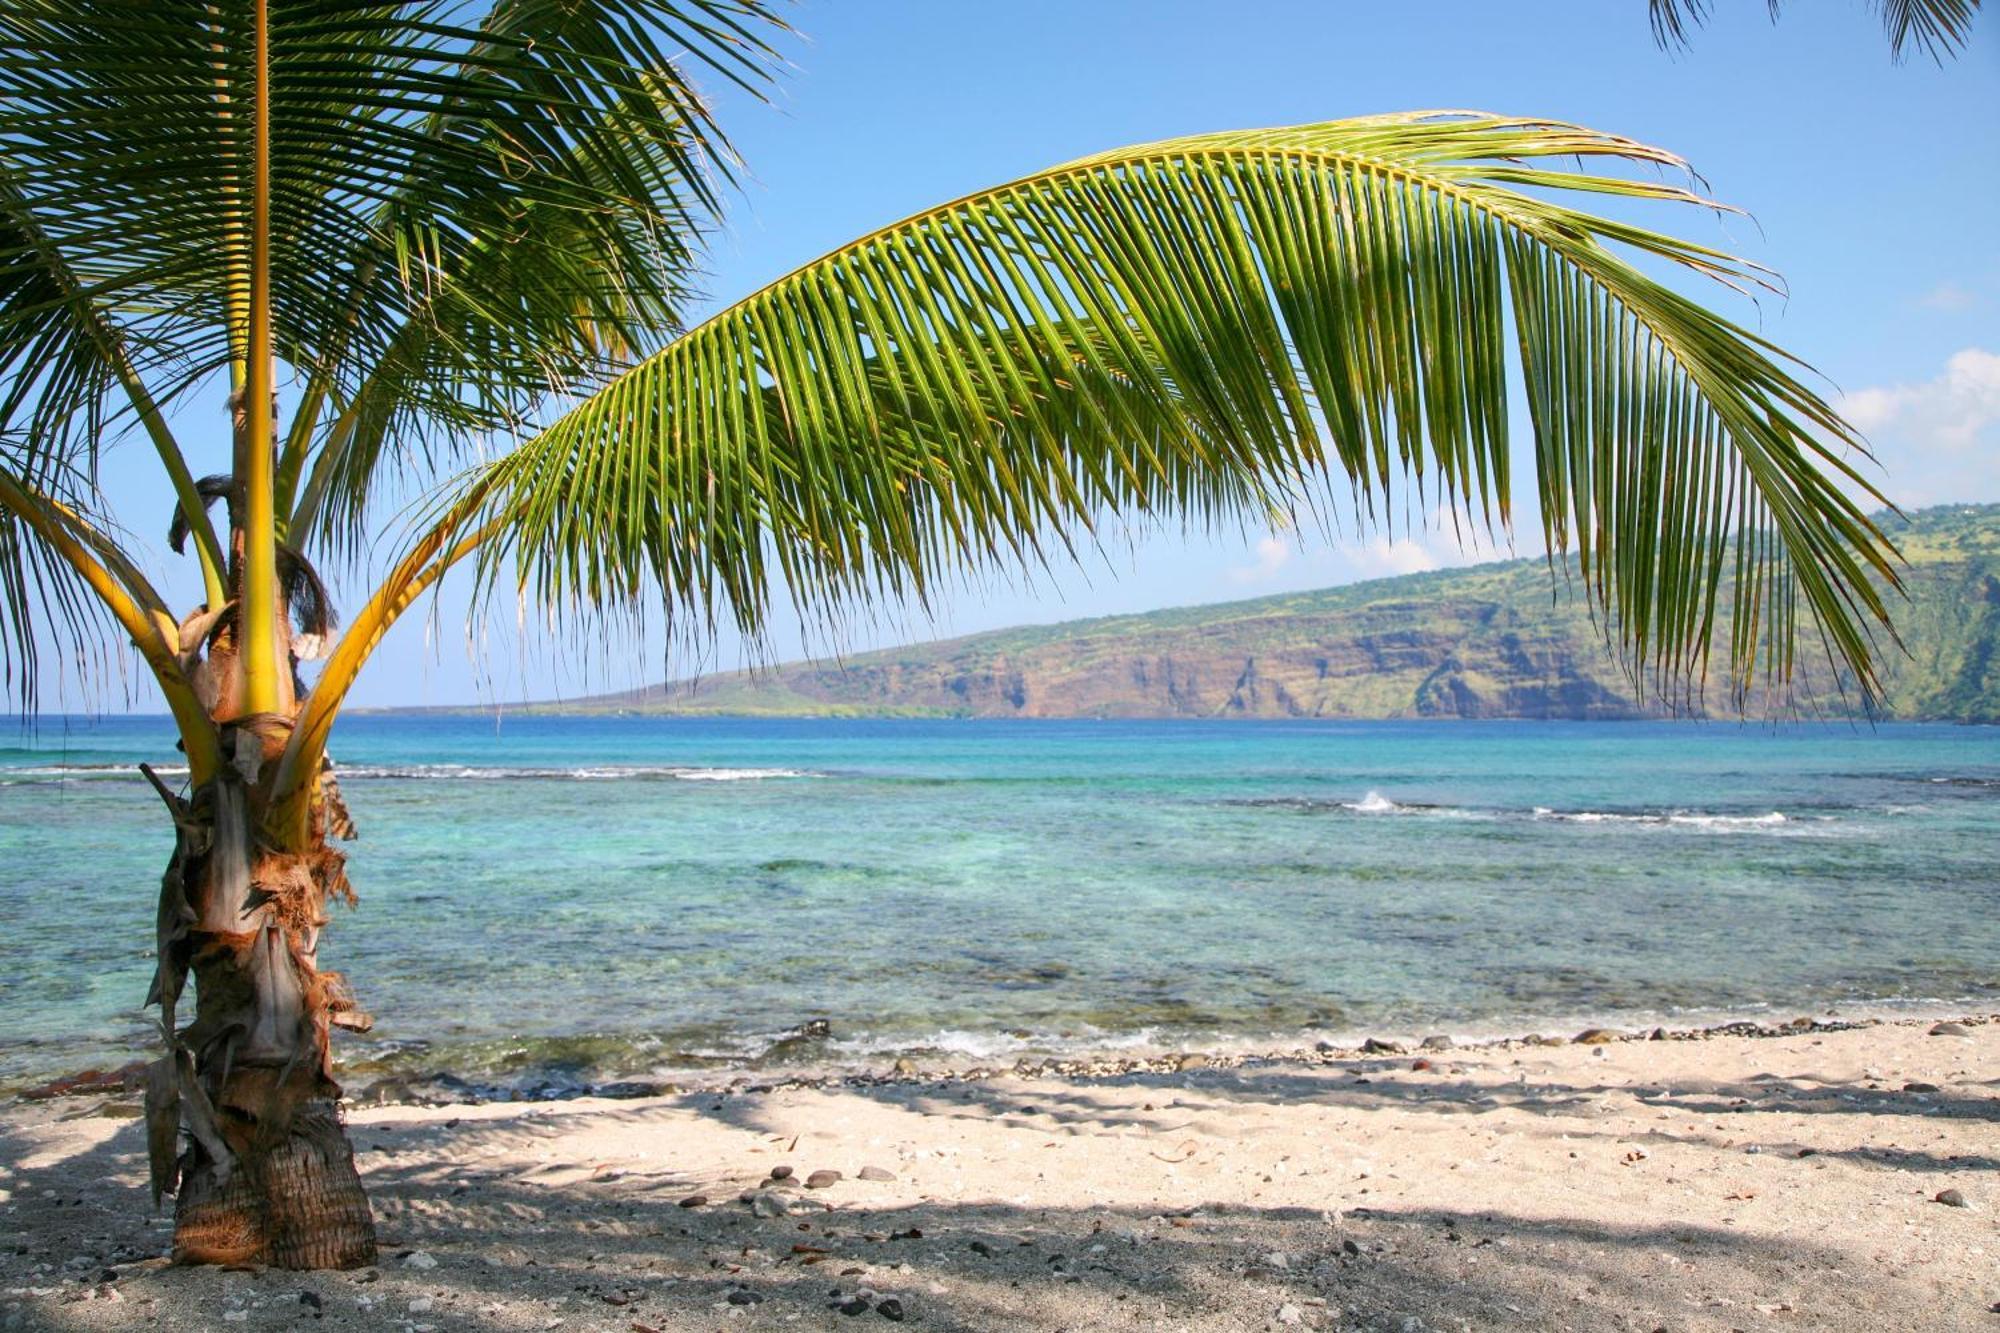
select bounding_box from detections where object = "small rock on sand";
[806,1169,843,1189]
[768,1164,794,1180]
[678,1194,707,1208]
[858,1165,896,1182]
[1361,1038,1403,1055]
[1929,1021,1972,1037]
[726,1289,764,1305]
[877,1297,906,1321]
[750,1191,790,1218]
[1419,1034,1453,1051]
[1935,1188,1967,1208]
[1573,1028,1618,1045]
[1276,1302,1304,1325]
[402,1252,438,1270]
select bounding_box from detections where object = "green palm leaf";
[0,0,781,514]
[472,113,1900,709]
[1648,0,1983,60]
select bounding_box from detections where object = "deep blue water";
[1,715,1995,1093]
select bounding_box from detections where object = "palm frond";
[1649,0,1983,60]
[470,113,1900,709]
[0,0,785,522]
[0,460,115,713]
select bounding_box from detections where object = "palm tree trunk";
[146,716,377,1269]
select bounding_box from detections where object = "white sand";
[3,1015,1994,1331]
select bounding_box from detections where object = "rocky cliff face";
[557,505,2000,722]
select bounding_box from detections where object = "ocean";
[1,715,1995,1096]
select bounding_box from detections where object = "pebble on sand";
[678,1193,708,1208]
[1935,1188,1968,1208]
[858,1165,896,1182]
[1928,1021,1972,1037]
[1573,1028,1618,1045]
[1361,1038,1403,1055]
[806,1169,844,1189]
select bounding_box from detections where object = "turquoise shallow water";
[1,715,1995,1094]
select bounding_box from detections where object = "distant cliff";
[548,504,2000,722]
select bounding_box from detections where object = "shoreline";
[17,1005,1995,1110]
[343,1007,2000,1107]
[5,1006,1993,1330]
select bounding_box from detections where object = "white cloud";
[1915,281,1980,313]
[1838,347,2000,506]
[1226,535,1295,584]
[1333,534,1442,580]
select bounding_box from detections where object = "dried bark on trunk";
[144,712,377,1269]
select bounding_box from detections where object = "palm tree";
[1647,0,1984,59]
[0,0,1900,1270]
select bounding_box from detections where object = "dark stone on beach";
[1341,1239,1362,1257]
[593,1080,668,1099]
[761,1021,835,1065]
[1419,1035,1453,1051]
[679,1194,708,1208]
[838,1297,872,1316]
[891,1228,923,1241]
[1411,1058,1434,1072]
[1904,1082,1941,1093]
[1650,1027,1668,1041]
[969,1240,995,1256]
[1929,1021,1972,1037]
[1935,1188,1967,1208]
[877,1297,905,1321]
[1361,1038,1403,1055]
[858,1166,896,1182]
[298,1292,322,1311]
[768,1164,794,1179]
[727,1289,765,1305]
[806,1169,843,1189]
[1573,1028,1617,1045]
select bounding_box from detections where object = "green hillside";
[551,504,2000,722]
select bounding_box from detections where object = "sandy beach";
[2,1014,1994,1332]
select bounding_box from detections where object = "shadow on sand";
[4,1051,1993,1333]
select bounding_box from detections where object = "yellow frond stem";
[0,473,221,782]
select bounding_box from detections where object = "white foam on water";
[1533,806,1800,831]
[332,763,817,782]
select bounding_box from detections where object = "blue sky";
[72,1,2000,709]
